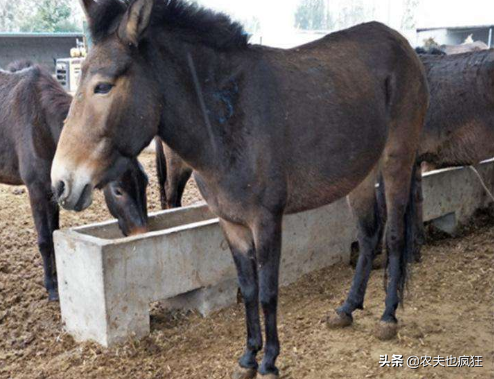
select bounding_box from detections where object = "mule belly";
[422,120,494,167]
[283,124,386,214]
[284,160,377,214]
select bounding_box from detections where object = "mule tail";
[380,163,418,306]
[154,136,167,210]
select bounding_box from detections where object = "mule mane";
[90,0,249,51]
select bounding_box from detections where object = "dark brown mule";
[51,1,428,376]
[408,49,494,260]
[0,60,149,301]
[154,137,192,209]
[418,50,494,167]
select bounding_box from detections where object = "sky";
[198,0,300,34]
[191,0,493,47]
[416,0,494,28]
[200,0,494,30]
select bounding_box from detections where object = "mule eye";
[94,83,114,94]
[112,187,124,197]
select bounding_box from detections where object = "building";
[0,33,83,73]
[416,25,493,47]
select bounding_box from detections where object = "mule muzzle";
[52,177,94,212]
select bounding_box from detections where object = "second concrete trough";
[54,159,494,347]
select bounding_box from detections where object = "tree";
[295,0,332,31]
[0,0,82,33]
[401,0,420,31]
[0,1,33,32]
[20,0,81,33]
[332,0,372,31]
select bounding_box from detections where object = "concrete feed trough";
[54,159,494,347]
[55,199,355,347]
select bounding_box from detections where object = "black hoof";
[48,289,59,302]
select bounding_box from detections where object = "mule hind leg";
[165,168,192,208]
[377,125,421,340]
[327,167,384,328]
[411,165,425,262]
[375,56,427,339]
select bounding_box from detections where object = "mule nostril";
[55,180,66,200]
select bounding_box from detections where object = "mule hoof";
[48,289,59,302]
[326,310,353,329]
[259,374,279,379]
[377,321,399,341]
[232,367,257,379]
[413,252,422,263]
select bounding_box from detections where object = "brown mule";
[51,0,429,376]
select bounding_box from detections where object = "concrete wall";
[0,34,83,73]
[54,160,494,347]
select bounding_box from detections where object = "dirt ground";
[0,152,492,379]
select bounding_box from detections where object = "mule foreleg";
[221,220,262,379]
[254,215,282,378]
[27,184,60,301]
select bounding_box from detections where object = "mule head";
[52,0,160,211]
[103,159,149,236]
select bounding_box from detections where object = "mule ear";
[118,0,154,47]
[79,0,97,19]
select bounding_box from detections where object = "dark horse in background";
[418,50,494,168]
[0,60,149,301]
[409,49,494,259]
[51,1,428,377]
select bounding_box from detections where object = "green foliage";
[0,0,29,32]
[21,0,81,33]
[0,0,82,33]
